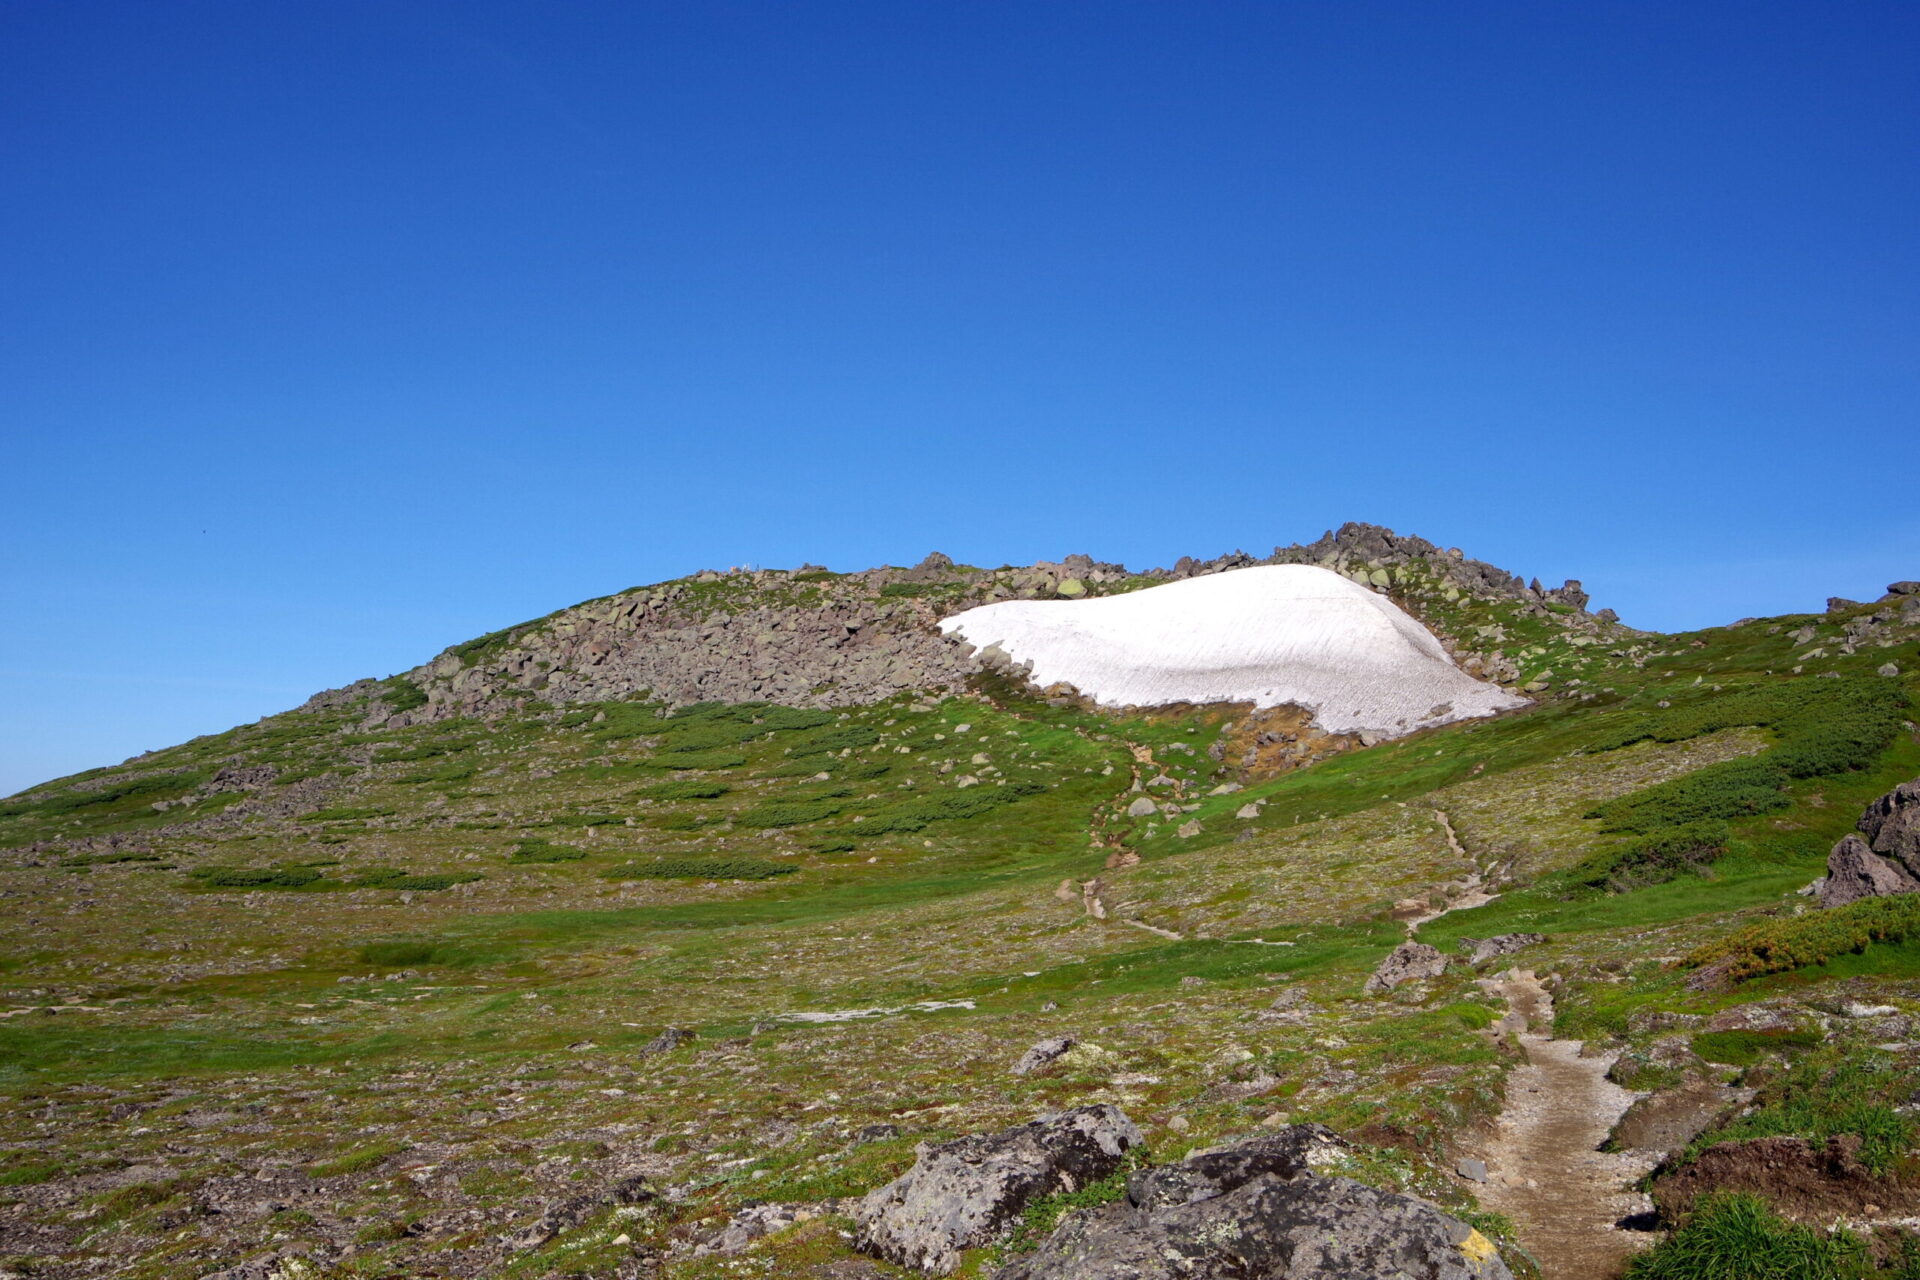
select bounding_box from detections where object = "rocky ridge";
[325,523,1619,730]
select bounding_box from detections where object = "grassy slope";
[0,570,1914,1277]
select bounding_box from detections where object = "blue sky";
[3,1,1915,796]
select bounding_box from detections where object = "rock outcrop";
[994,1127,1511,1280]
[320,524,1617,729]
[1364,941,1449,993]
[1815,777,1920,907]
[853,1105,1142,1274]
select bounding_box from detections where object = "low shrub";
[642,780,730,801]
[602,858,796,881]
[1684,895,1920,984]
[1690,1028,1822,1067]
[508,840,586,864]
[1566,823,1730,893]
[350,869,483,891]
[190,866,324,889]
[643,750,746,772]
[380,677,428,713]
[741,796,850,829]
[856,780,1047,835]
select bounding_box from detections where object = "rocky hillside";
[321,523,1612,731]
[0,531,1917,1280]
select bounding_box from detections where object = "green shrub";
[643,750,746,771]
[787,726,881,757]
[357,941,452,967]
[539,811,622,828]
[842,760,893,781]
[790,570,840,583]
[190,866,324,889]
[508,840,586,864]
[1685,895,1920,983]
[350,869,483,891]
[1566,823,1730,893]
[857,780,1047,835]
[380,677,428,713]
[741,797,849,829]
[6,770,207,819]
[1690,1028,1822,1067]
[642,780,730,801]
[308,1141,407,1179]
[1624,1192,1865,1279]
[602,859,796,881]
[1587,680,1908,836]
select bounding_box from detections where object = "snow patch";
[939,564,1527,738]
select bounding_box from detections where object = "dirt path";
[1472,970,1655,1280]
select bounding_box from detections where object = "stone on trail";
[993,1126,1511,1280]
[1363,941,1448,993]
[853,1104,1142,1274]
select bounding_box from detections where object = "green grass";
[1626,1193,1867,1279]
[1689,1027,1821,1066]
[1683,1047,1915,1175]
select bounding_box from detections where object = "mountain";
[0,525,1916,1280]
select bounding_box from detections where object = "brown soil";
[1651,1134,1920,1224]
[1472,971,1657,1280]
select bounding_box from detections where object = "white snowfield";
[938,564,1529,738]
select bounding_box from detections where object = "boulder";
[1012,1037,1076,1077]
[639,1026,695,1056]
[1818,834,1920,908]
[993,1127,1510,1279]
[1887,581,1920,597]
[1126,797,1158,818]
[853,1105,1143,1274]
[1858,778,1920,875]
[1363,941,1448,993]
[1458,934,1543,966]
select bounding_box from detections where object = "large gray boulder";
[1859,778,1920,875]
[993,1127,1511,1279]
[1363,941,1448,993]
[1819,833,1920,908]
[854,1104,1143,1274]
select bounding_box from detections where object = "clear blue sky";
[4,1,1915,797]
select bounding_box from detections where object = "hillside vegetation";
[0,535,1916,1279]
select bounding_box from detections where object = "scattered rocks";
[852,1104,1143,1274]
[1363,941,1448,993]
[698,1201,823,1255]
[1458,934,1543,966]
[994,1126,1510,1279]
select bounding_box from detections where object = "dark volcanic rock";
[993,1128,1511,1280]
[1818,834,1920,907]
[853,1105,1142,1274]
[1858,777,1920,875]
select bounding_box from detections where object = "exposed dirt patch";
[1473,970,1656,1280]
[1651,1134,1920,1224]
